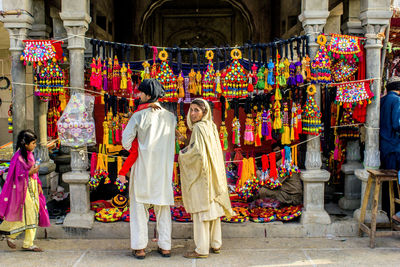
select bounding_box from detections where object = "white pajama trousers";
[192,213,222,255]
[130,196,172,250]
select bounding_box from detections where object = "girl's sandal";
[6,237,16,249]
[22,245,43,252]
[211,247,221,254]
[132,249,146,259]
[183,251,208,259]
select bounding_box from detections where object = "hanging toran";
[311,34,331,84]
[335,80,374,108]
[224,48,248,98]
[202,50,216,100]
[302,85,322,135]
[156,50,178,101]
[20,40,66,67]
[328,34,362,64]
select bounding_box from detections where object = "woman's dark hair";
[16,129,37,162]
[191,99,207,114]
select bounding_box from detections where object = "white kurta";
[122,104,176,206]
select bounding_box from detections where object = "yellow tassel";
[282,126,291,145]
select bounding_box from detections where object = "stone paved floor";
[1,237,400,267]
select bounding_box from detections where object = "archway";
[139,0,254,48]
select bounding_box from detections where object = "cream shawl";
[179,99,234,218]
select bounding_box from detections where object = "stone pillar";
[341,0,364,35]
[299,0,331,225]
[60,0,93,229]
[29,0,56,196]
[1,0,34,149]
[353,0,392,223]
[324,3,343,35]
[339,141,362,210]
[339,4,364,211]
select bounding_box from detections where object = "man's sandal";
[183,251,208,259]
[22,245,43,252]
[211,247,221,254]
[6,237,16,249]
[132,249,146,259]
[157,247,171,257]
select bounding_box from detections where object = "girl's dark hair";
[191,99,207,114]
[16,130,37,162]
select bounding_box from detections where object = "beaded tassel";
[254,111,262,147]
[107,58,113,91]
[277,59,286,87]
[177,72,185,98]
[273,88,282,130]
[281,102,291,145]
[256,66,265,92]
[126,64,133,97]
[142,61,151,80]
[120,63,128,91]
[295,61,304,85]
[287,63,296,86]
[195,70,202,95]
[112,56,121,92]
[188,69,196,94]
[232,117,241,146]
[244,114,255,145]
[90,58,97,87]
[219,122,229,150]
[102,61,108,91]
[266,59,275,91]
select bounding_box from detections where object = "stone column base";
[301,169,331,225]
[338,197,360,210]
[62,171,93,229]
[63,210,94,229]
[353,208,389,224]
[301,210,331,225]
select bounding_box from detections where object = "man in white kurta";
[122,79,176,257]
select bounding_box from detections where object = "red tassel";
[269,153,277,180]
[248,83,254,93]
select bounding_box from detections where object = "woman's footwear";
[157,247,171,257]
[392,215,400,224]
[22,245,43,252]
[6,237,16,249]
[132,249,146,259]
[211,247,220,254]
[183,251,208,259]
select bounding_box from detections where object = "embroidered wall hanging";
[21,40,65,67]
[331,60,358,82]
[335,80,374,107]
[328,34,362,64]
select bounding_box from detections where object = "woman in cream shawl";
[178,98,234,258]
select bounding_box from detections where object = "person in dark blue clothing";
[380,76,400,223]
